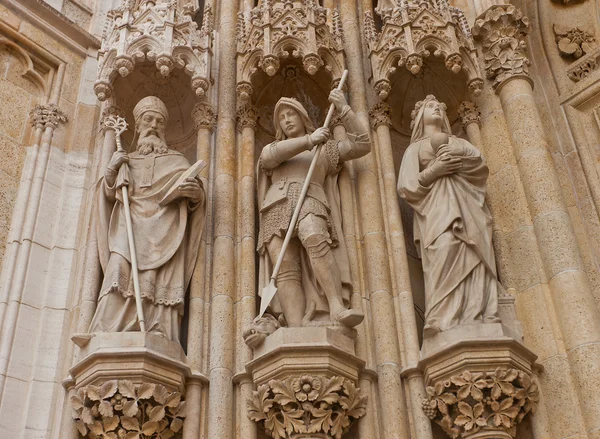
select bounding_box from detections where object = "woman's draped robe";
[398,136,499,333]
[89,151,205,343]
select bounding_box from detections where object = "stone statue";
[257,90,370,328]
[88,96,205,343]
[397,95,501,338]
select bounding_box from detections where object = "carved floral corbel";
[422,368,538,439]
[71,380,186,439]
[248,374,367,439]
[472,5,531,90]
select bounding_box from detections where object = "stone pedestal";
[246,327,367,439]
[67,332,205,439]
[416,324,539,439]
[71,332,191,392]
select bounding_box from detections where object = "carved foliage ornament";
[457,101,481,128]
[248,375,367,439]
[71,380,186,439]
[29,103,68,129]
[554,24,596,60]
[369,102,392,129]
[422,368,538,438]
[472,5,531,90]
[192,101,217,132]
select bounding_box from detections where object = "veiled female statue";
[397,95,501,338]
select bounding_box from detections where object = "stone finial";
[422,368,538,438]
[236,104,258,132]
[248,374,367,439]
[472,5,531,90]
[192,101,217,132]
[369,102,392,129]
[457,101,481,128]
[71,380,186,438]
[29,103,68,129]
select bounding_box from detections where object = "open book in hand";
[159,159,206,207]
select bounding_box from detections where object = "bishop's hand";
[177,177,204,204]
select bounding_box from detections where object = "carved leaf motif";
[142,420,159,435]
[271,379,297,406]
[87,385,102,402]
[248,385,273,422]
[340,381,368,419]
[265,411,287,439]
[119,380,137,399]
[149,405,166,422]
[100,381,119,400]
[99,400,114,418]
[121,416,140,430]
[318,376,344,404]
[170,417,184,432]
[307,405,333,434]
[281,408,305,435]
[153,386,169,405]
[331,411,351,439]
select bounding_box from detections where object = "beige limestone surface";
[0,0,600,439]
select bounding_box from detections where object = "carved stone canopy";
[236,0,345,104]
[94,0,213,102]
[365,0,484,101]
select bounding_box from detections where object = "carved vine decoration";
[472,5,531,90]
[422,368,538,439]
[71,380,186,439]
[248,375,367,439]
[554,25,596,60]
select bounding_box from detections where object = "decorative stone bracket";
[422,368,538,438]
[245,327,366,439]
[248,374,367,439]
[415,323,539,439]
[71,380,186,439]
[236,0,345,103]
[365,0,484,100]
[95,0,214,101]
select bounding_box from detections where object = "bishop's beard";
[137,133,168,155]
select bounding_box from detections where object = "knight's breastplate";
[261,150,329,212]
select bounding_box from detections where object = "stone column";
[183,100,216,439]
[206,0,239,437]
[369,102,433,439]
[339,1,411,438]
[457,101,482,147]
[235,103,258,439]
[0,103,67,392]
[474,6,600,436]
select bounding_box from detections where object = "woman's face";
[422,100,444,130]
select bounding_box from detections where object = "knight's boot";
[304,234,364,328]
[276,260,305,326]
